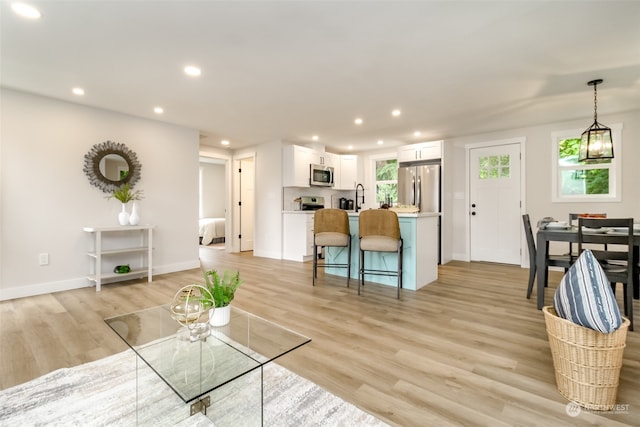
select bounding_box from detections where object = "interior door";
[239,157,255,252]
[469,143,521,264]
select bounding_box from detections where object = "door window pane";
[479,155,510,180]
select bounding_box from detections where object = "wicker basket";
[543,306,629,411]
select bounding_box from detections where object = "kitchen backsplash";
[282,187,355,211]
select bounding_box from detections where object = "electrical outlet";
[39,253,49,266]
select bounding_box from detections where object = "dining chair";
[312,208,352,287]
[568,213,607,259]
[522,214,573,299]
[578,217,634,331]
[358,209,403,299]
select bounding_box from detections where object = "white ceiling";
[2,1,639,153]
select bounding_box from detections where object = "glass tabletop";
[105,305,311,403]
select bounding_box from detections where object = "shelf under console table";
[83,224,155,292]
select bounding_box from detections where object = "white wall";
[447,109,640,262]
[1,89,201,300]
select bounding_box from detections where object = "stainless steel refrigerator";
[398,160,440,213]
[398,160,441,263]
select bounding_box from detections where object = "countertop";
[282,210,440,218]
[348,211,440,218]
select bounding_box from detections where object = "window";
[551,124,622,202]
[478,155,510,179]
[375,159,397,206]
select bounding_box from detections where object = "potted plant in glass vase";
[107,183,144,225]
[202,269,243,327]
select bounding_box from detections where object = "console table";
[83,224,154,291]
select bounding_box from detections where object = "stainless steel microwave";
[310,164,334,187]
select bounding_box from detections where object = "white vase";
[129,202,140,225]
[118,203,130,225]
[209,305,231,327]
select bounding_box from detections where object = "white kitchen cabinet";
[83,224,154,292]
[282,212,315,262]
[335,154,358,190]
[283,145,342,187]
[282,145,312,187]
[398,140,442,163]
[310,150,336,167]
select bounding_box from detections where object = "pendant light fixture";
[578,79,613,162]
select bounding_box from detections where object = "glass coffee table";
[105,305,311,426]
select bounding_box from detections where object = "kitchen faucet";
[355,183,365,212]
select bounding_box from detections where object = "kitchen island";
[324,211,439,291]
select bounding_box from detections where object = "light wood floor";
[1,248,638,426]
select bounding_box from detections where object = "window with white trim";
[551,123,622,202]
[375,158,397,206]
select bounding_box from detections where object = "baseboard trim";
[0,277,89,301]
[0,260,201,301]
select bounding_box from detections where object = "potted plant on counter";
[202,269,243,326]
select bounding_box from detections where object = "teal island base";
[324,212,439,291]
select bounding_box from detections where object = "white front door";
[469,142,521,264]
[239,157,255,252]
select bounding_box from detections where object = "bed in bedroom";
[199,217,225,245]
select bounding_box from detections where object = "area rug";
[0,350,388,427]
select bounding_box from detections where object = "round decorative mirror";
[83,141,141,193]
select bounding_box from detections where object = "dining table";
[535,226,640,309]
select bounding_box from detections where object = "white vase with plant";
[129,202,140,225]
[201,269,243,327]
[118,204,129,225]
[107,183,144,226]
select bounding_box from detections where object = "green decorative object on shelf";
[113,265,131,274]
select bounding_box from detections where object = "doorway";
[468,139,523,265]
[199,156,230,250]
[234,155,255,252]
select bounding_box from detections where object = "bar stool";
[358,209,403,299]
[313,209,352,286]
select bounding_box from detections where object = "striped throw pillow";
[554,249,622,333]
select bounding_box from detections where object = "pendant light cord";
[593,82,598,123]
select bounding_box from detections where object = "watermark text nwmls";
[566,402,630,417]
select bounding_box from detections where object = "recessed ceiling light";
[413,131,422,137]
[348,145,353,150]
[354,118,363,125]
[12,2,41,19]
[392,109,401,117]
[377,140,384,145]
[72,87,85,96]
[154,107,164,114]
[184,66,202,77]
[312,135,319,141]
[221,140,230,146]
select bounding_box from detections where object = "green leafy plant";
[201,269,242,308]
[107,182,144,203]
